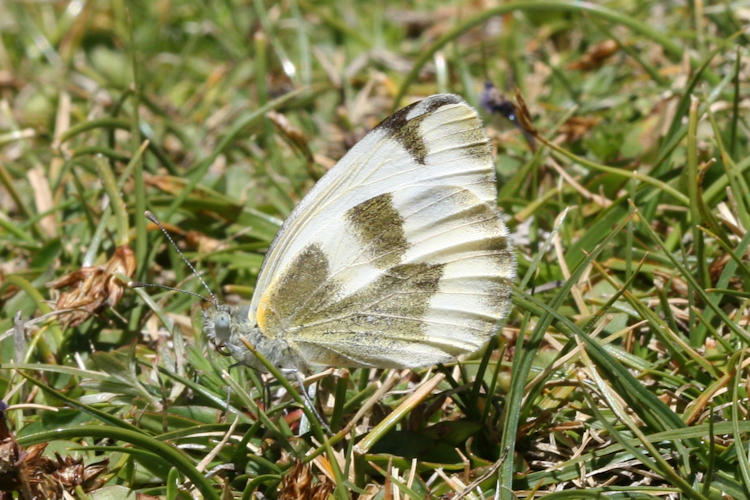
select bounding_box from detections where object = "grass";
[0,1,749,498]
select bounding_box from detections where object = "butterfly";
[203,94,515,374]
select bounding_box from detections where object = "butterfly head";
[202,303,305,373]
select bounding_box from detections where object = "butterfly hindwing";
[250,94,514,369]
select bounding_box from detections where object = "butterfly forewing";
[251,94,514,369]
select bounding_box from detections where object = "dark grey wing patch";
[258,243,341,335]
[346,193,408,268]
[374,94,463,165]
[299,262,445,341]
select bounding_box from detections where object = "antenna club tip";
[144,210,157,223]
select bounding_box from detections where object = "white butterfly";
[204,94,515,373]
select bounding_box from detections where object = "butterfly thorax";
[202,304,306,372]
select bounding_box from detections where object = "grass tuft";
[0,1,748,498]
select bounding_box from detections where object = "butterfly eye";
[213,310,232,343]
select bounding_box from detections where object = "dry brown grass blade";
[558,115,600,142]
[278,461,335,500]
[567,40,620,70]
[0,403,109,499]
[27,166,56,238]
[46,245,136,326]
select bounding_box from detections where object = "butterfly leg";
[285,369,332,434]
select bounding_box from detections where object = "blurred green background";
[0,1,748,499]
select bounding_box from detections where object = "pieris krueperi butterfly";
[202,94,515,378]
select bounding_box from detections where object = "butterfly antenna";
[144,210,219,307]
[129,281,210,302]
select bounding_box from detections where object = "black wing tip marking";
[375,94,468,165]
